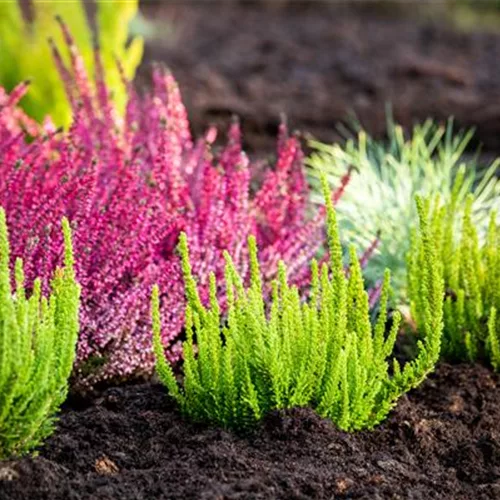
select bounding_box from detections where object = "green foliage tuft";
[153,178,444,431]
[408,183,500,369]
[0,0,143,126]
[307,119,500,300]
[0,210,80,459]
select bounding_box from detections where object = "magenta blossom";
[0,26,353,388]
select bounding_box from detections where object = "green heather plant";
[0,0,143,126]
[0,210,80,460]
[152,179,444,431]
[408,176,500,370]
[307,119,500,300]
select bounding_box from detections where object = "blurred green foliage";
[307,119,500,302]
[445,0,500,32]
[0,0,143,127]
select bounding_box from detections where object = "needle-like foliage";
[152,179,444,431]
[408,174,500,369]
[0,210,80,460]
[0,0,143,126]
[308,119,500,300]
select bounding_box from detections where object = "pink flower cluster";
[0,25,354,388]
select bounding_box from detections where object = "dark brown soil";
[1,363,499,499]
[138,1,500,157]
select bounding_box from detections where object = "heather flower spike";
[0,0,143,126]
[0,26,354,388]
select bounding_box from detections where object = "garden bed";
[1,2,500,499]
[1,363,499,499]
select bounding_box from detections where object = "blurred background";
[133,0,500,159]
[6,0,500,157]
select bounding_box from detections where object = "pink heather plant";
[0,24,356,389]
